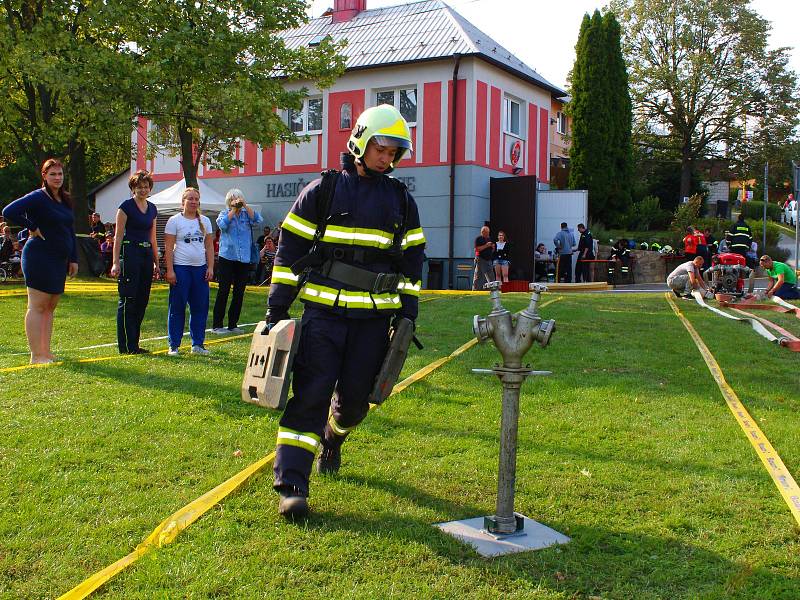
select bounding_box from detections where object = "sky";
[307,0,800,92]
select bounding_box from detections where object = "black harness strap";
[290,170,411,293]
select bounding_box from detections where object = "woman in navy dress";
[110,170,159,354]
[2,159,79,364]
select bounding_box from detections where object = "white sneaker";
[228,327,245,334]
[167,348,179,356]
[211,327,228,335]
[191,345,210,355]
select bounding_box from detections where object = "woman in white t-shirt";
[164,187,215,355]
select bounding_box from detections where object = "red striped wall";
[489,86,501,169]
[135,117,147,171]
[527,103,538,177]
[538,106,549,182]
[243,141,259,176]
[475,81,488,167]
[447,79,467,165]
[327,89,365,170]
[422,82,442,165]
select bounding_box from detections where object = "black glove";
[265,306,290,333]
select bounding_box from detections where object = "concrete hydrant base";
[435,515,570,557]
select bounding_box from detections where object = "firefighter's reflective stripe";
[276,427,320,454]
[299,282,339,306]
[328,413,356,435]
[398,278,421,296]
[271,266,300,286]
[298,282,402,310]
[322,225,393,248]
[371,292,402,309]
[402,227,426,249]
[282,212,317,240]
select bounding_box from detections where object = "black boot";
[277,486,309,520]
[316,424,347,475]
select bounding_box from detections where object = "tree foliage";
[126,0,346,187]
[568,10,633,227]
[0,1,137,228]
[610,0,800,202]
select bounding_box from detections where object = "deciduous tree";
[128,0,345,187]
[610,0,799,203]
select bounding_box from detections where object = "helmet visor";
[372,135,412,153]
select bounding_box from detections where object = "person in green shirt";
[759,255,799,300]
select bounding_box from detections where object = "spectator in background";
[718,231,731,254]
[88,212,106,243]
[269,221,281,245]
[2,158,79,364]
[746,241,758,268]
[730,214,753,260]
[257,225,271,249]
[257,236,277,285]
[704,228,717,255]
[0,225,13,262]
[553,222,575,283]
[694,226,709,272]
[607,239,632,285]
[100,233,114,275]
[212,188,262,334]
[253,225,272,283]
[164,187,215,356]
[17,228,29,247]
[574,223,594,283]
[111,169,159,355]
[492,230,511,283]
[472,225,494,290]
[534,242,554,282]
[682,226,698,261]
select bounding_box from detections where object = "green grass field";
[1,284,799,599]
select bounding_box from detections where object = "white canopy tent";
[148,179,228,215]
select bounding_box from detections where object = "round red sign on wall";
[510,140,521,166]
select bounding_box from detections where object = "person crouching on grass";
[164,188,215,356]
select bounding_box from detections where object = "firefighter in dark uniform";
[607,239,631,284]
[729,214,752,261]
[266,105,425,520]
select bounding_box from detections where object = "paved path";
[778,229,797,268]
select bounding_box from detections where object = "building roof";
[279,0,568,97]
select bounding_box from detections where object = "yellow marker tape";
[666,293,800,526]
[0,334,252,374]
[59,295,562,599]
[58,451,276,600]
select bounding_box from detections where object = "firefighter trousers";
[273,305,390,496]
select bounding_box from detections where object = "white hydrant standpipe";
[473,282,555,535]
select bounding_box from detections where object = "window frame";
[288,95,324,136]
[503,96,523,138]
[556,111,567,135]
[374,86,418,126]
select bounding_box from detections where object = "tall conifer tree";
[569,10,632,226]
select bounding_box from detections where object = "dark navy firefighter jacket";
[268,159,426,320]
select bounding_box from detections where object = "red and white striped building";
[98,0,568,284]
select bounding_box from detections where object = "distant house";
[549,94,571,189]
[100,0,568,285]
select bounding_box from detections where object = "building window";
[288,96,323,135]
[557,111,567,135]
[340,102,352,130]
[375,87,417,124]
[504,97,521,136]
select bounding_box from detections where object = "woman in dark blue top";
[2,159,79,364]
[110,170,160,354]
